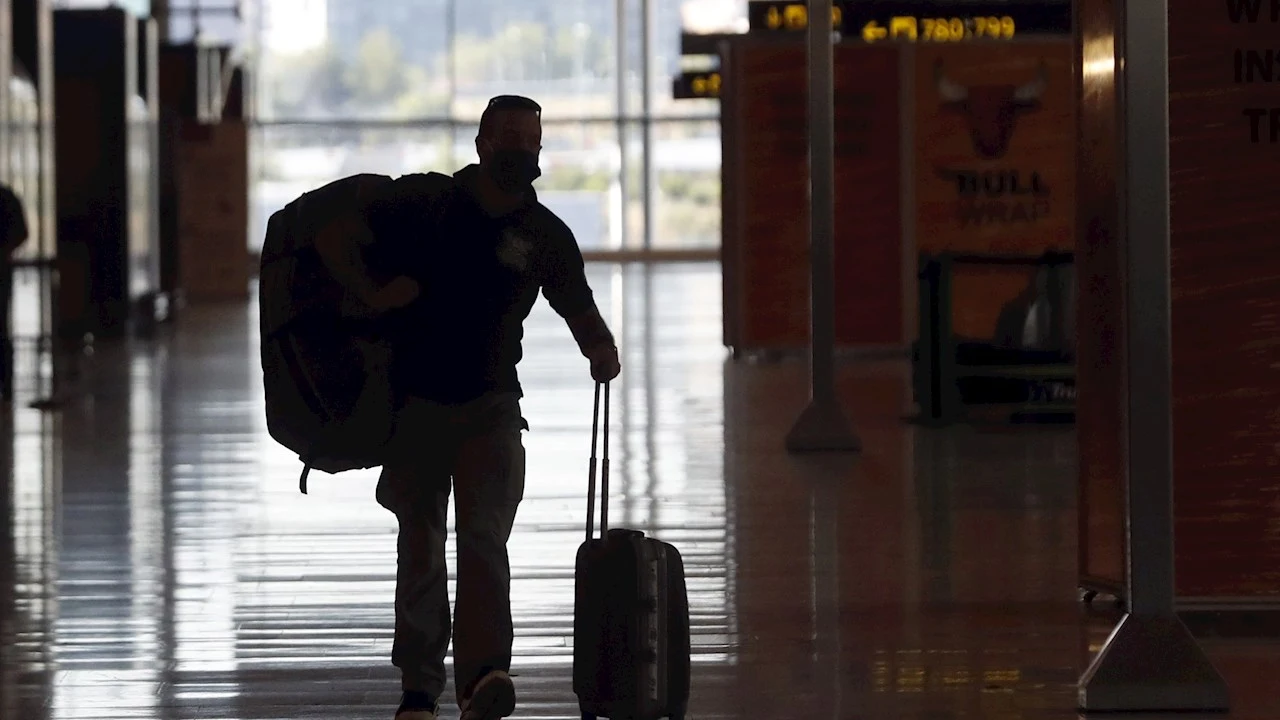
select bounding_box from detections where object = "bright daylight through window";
[159,0,739,254]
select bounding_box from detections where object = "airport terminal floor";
[1,263,1278,719]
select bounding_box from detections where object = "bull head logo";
[934,59,1048,160]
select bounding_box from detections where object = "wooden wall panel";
[1168,0,1280,601]
[0,0,10,180]
[1077,0,1280,604]
[177,120,248,301]
[913,41,1075,340]
[53,67,111,339]
[722,40,902,351]
[54,8,160,336]
[13,0,58,263]
[1074,0,1126,593]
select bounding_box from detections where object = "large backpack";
[258,171,454,493]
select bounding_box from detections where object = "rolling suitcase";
[573,381,692,720]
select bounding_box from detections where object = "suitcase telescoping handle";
[586,381,611,542]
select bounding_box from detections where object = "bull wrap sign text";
[912,42,1075,340]
[914,42,1075,257]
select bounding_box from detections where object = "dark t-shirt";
[362,165,596,404]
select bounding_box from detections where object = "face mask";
[486,148,541,194]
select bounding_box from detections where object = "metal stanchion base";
[1078,613,1229,713]
[785,397,862,453]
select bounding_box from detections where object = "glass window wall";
[179,0,729,254]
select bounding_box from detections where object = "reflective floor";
[1,263,1277,719]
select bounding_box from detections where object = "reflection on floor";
[0,263,1277,719]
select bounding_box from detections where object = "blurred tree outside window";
[658,170,720,246]
[346,29,409,107]
[541,165,611,192]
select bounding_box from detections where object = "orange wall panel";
[178,120,250,301]
[723,41,903,350]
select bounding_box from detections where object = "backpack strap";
[272,329,332,495]
[299,463,313,495]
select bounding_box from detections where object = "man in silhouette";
[0,184,28,402]
[318,95,620,720]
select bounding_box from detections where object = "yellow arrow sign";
[765,5,782,29]
[691,73,722,97]
[889,16,919,41]
[861,21,888,43]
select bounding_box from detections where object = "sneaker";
[395,691,439,720]
[459,670,516,720]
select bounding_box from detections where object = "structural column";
[0,0,12,178]
[1076,0,1227,709]
[785,0,860,453]
[150,0,168,40]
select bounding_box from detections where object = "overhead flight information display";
[746,1,1072,40]
[673,71,723,99]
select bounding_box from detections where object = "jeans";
[376,392,527,708]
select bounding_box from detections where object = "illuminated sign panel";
[746,1,1072,40]
[673,71,723,99]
